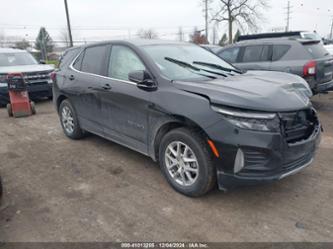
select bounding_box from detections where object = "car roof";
[0,48,27,53]
[221,38,302,49]
[79,39,194,49]
[237,38,299,45]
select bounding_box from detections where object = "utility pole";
[178,27,184,41]
[64,0,73,47]
[212,25,217,45]
[204,0,209,39]
[330,17,333,40]
[285,1,293,32]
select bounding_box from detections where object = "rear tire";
[159,128,216,197]
[59,99,85,140]
[6,104,13,117]
[30,101,36,115]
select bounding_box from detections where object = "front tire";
[59,99,85,140]
[159,128,216,197]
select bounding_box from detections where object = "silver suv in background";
[325,45,333,55]
[0,48,54,106]
[218,38,333,94]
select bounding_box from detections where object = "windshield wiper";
[165,57,217,79]
[193,61,243,74]
[165,57,201,71]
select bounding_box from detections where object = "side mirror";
[128,70,157,91]
[39,60,46,64]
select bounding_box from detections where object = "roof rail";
[237,31,305,42]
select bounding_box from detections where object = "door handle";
[88,84,112,92]
[102,84,112,91]
[69,75,75,81]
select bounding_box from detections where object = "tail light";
[303,60,316,77]
[50,72,56,82]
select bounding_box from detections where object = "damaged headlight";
[211,105,280,132]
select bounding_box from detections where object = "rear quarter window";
[304,43,329,59]
[272,45,290,61]
[59,48,80,69]
[219,47,240,63]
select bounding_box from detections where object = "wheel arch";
[151,115,211,162]
[56,94,68,113]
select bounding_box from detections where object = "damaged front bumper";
[206,112,321,190]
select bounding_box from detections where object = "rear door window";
[219,47,240,63]
[304,43,329,58]
[81,45,109,75]
[242,45,270,62]
[272,45,290,61]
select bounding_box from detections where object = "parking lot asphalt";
[0,94,332,242]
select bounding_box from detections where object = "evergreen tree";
[35,27,54,60]
[233,30,241,43]
[218,34,228,47]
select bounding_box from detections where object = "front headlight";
[0,74,7,87]
[211,105,280,132]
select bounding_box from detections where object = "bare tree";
[211,0,269,44]
[212,25,218,45]
[15,39,30,50]
[137,29,159,39]
[0,30,6,48]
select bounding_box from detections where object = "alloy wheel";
[61,106,74,134]
[165,141,199,186]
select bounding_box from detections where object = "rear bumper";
[315,80,333,93]
[0,83,52,105]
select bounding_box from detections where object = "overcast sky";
[0,0,332,44]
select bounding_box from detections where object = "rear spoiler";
[297,39,322,45]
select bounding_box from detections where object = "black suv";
[54,40,321,197]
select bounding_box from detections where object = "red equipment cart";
[6,73,36,118]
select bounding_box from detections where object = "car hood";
[0,64,55,74]
[173,71,312,112]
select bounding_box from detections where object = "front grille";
[24,71,51,84]
[280,109,318,144]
